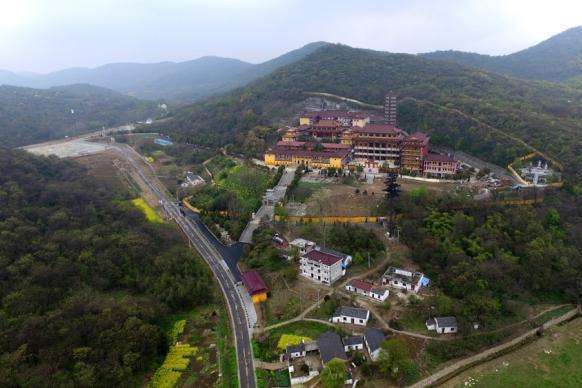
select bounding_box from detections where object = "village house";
[331,306,370,326]
[317,331,348,365]
[342,336,365,352]
[364,329,386,361]
[346,279,389,302]
[240,270,268,303]
[426,316,458,334]
[300,249,345,285]
[381,266,428,293]
[316,246,352,268]
[285,343,306,360]
[289,238,317,255]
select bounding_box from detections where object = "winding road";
[25,135,257,388]
[112,144,257,388]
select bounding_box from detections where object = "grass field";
[444,318,582,387]
[131,197,163,223]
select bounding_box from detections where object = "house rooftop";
[358,123,404,134]
[305,249,343,266]
[435,316,458,328]
[348,279,385,295]
[290,238,316,247]
[364,329,386,353]
[333,306,369,320]
[383,266,423,284]
[285,342,305,355]
[240,270,268,296]
[318,331,347,363]
[342,335,364,347]
[425,153,457,163]
[316,246,350,260]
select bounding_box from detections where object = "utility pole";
[367,252,371,269]
[317,289,320,307]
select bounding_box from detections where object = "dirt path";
[408,306,580,388]
[259,252,392,333]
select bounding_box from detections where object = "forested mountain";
[0,84,162,147]
[0,149,211,385]
[155,43,582,182]
[0,42,328,102]
[422,26,582,83]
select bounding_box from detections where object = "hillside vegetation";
[0,84,162,147]
[422,26,582,83]
[0,149,211,386]
[156,44,582,182]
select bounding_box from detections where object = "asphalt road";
[112,144,256,388]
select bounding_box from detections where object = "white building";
[346,279,389,302]
[331,306,370,326]
[290,238,317,256]
[342,336,364,352]
[300,249,344,285]
[181,172,205,188]
[381,266,427,293]
[426,316,458,334]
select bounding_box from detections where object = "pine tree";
[383,172,400,238]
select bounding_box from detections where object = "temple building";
[264,141,352,169]
[266,102,458,176]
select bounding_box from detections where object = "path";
[259,251,393,333]
[239,167,296,244]
[409,306,579,387]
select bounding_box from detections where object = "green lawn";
[288,181,324,203]
[448,318,582,388]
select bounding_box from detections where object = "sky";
[2,0,582,73]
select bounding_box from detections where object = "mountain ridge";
[0,42,329,102]
[421,26,582,82]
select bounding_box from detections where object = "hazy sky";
[2,0,582,73]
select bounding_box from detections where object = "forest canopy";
[0,149,211,386]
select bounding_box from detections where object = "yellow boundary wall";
[274,215,382,223]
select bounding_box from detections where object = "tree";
[377,338,414,381]
[383,172,401,236]
[320,358,347,388]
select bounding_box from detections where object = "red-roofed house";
[346,279,389,301]
[241,270,268,303]
[300,250,345,285]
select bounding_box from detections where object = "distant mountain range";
[421,26,582,83]
[0,42,328,102]
[0,84,162,147]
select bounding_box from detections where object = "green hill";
[0,148,211,385]
[157,43,582,182]
[0,84,162,147]
[422,26,582,83]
